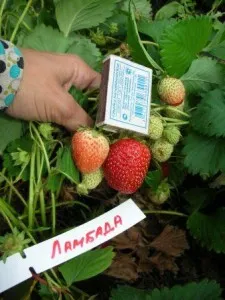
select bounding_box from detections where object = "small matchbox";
[96,55,152,135]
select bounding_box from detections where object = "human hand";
[6,49,101,131]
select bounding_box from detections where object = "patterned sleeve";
[0,39,24,110]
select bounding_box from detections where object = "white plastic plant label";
[96,55,152,135]
[0,199,145,293]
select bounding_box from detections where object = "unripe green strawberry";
[158,77,185,106]
[165,102,185,119]
[0,228,31,262]
[148,115,164,140]
[72,129,109,174]
[90,28,106,46]
[163,126,181,145]
[148,180,170,205]
[152,138,174,162]
[77,169,103,195]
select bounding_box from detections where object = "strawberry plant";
[0,0,225,299]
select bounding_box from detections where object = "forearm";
[0,39,24,110]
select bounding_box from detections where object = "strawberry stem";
[165,106,190,118]
[143,210,188,217]
[162,117,189,123]
[141,40,159,47]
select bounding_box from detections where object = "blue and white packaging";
[96,55,152,135]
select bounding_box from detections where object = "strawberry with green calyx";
[38,123,54,140]
[163,126,181,145]
[11,148,30,166]
[148,115,164,140]
[148,180,170,205]
[0,228,31,262]
[72,128,109,174]
[90,28,106,46]
[158,77,185,106]
[152,138,174,163]
[77,168,104,195]
[103,138,151,194]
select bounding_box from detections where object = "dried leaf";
[105,253,138,282]
[111,227,144,250]
[150,252,179,274]
[150,225,189,257]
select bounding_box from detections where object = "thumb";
[53,89,93,131]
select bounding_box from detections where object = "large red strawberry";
[72,129,109,174]
[158,77,185,106]
[103,138,151,194]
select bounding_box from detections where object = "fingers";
[53,88,93,132]
[59,54,101,90]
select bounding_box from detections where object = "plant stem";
[162,117,189,123]
[36,148,47,227]
[142,40,159,47]
[0,172,27,207]
[165,121,189,126]
[0,210,14,231]
[51,192,56,235]
[6,12,32,31]
[0,0,7,35]
[143,210,188,217]
[10,0,33,42]
[165,106,190,118]
[28,143,36,229]
[31,123,51,173]
[18,200,90,220]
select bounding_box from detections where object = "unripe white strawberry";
[148,115,164,140]
[77,168,103,195]
[152,138,174,162]
[148,180,170,205]
[163,126,181,145]
[158,77,185,106]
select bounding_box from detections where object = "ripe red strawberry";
[103,138,151,194]
[158,77,185,106]
[72,129,109,174]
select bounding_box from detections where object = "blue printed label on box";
[98,55,152,135]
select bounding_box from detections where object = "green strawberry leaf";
[187,209,225,253]
[67,35,102,69]
[191,89,225,138]
[144,170,162,191]
[55,0,118,37]
[2,137,33,181]
[121,0,152,18]
[182,131,225,176]
[69,87,88,110]
[56,146,80,184]
[155,1,182,20]
[204,24,225,52]
[0,113,23,155]
[160,16,212,77]
[20,24,73,52]
[138,19,176,44]
[127,3,163,71]
[46,172,63,193]
[209,40,225,60]
[110,279,222,300]
[181,57,224,94]
[184,188,214,213]
[59,247,115,286]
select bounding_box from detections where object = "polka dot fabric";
[0,39,24,110]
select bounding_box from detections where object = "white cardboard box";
[96,55,152,135]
